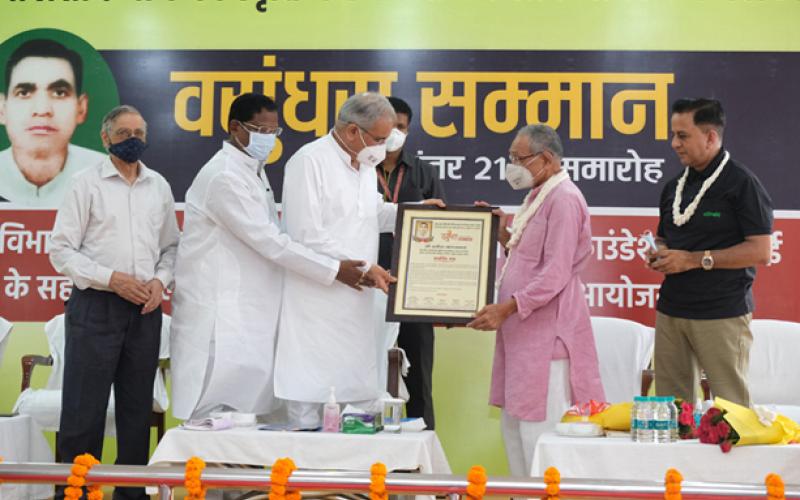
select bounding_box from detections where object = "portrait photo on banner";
[0,28,119,207]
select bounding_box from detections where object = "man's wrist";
[502,298,518,317]
[691,251,705,270]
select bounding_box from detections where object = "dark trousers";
[55,287,161,500]
[397,322,435,429]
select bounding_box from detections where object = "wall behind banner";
[2,0,800,477]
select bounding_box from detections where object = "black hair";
[228,93,278,130]
[671,98,725,133]
[387,96,413,122]
[5,39,84,94]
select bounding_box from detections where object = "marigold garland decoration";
[269,457,299,500]
[185,456,207,500]
[369,462,388,500]
[542,467,560,500]
[65,453,102,500]
[766,473,785,500]
[664,468,683,500]
[465,465,487,500]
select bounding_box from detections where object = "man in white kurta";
[276,92,439,427]
[170,94,366,420]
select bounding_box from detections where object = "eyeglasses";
[508,151,541,165]
[242,122,283,136]
[113,128,146,140]
[355,124,388,145]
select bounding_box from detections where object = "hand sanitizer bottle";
[323,386,340,432]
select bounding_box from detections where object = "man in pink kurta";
[469,124,605,476]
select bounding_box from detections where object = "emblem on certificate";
[386,204,499,323]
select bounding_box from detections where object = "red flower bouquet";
[697,407,739,453]
[675,399,697,439]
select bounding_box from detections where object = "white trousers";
[501,359,571,477]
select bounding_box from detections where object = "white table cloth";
[149,427,451,474]
[0,415,54,500]
[532,432,800,484]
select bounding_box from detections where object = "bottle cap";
[327,386,336,405]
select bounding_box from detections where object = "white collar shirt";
[48,156,180,291]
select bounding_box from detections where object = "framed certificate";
[386,204,498,323]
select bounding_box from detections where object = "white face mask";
[385,127,407,153]
[505,154,543,190]
[356,128,387,168]
[236,127,276,162]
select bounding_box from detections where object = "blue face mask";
[108,137,148,164]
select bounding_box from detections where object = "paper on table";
[400,418,427,432]
[181,417,233,431]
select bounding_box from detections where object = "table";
[531,432,800,484]
[0,415,54,500]
[149,427,451,474]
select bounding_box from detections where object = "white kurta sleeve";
[281,154,355,260]
[205,171,339,285]
[49,178,114,289]
[376,194,398,233]
[153,183,180,289]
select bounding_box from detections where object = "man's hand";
[466,299,517,331]
[109,271,150,305]
[475,201,511,247]
[141,278,164,315]
[648,249,699,275]
[336,259,367,291]
[364,264,397,293]
[421,198,446,208]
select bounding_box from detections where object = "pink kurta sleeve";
[512,196,583,320]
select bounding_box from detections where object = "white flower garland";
[496,170,569,286]
[672,151,729,227]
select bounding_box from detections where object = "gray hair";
[335,92,395,130]
[101,105,146,136]
[516,124,564,158]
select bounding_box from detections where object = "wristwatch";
[701,250,714,271]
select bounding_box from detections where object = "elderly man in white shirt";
[276,92,443,428]
[49,104,179,500]
[169,93,383,423]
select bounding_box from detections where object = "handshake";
[335,260,396,293]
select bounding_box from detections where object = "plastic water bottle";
[636,396,655,442]
[667,396,678,441]
[694,397,704,428]
[631,396,647,442]
[653,396,673,443]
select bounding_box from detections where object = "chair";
[14,313,172,458]
[0,316,12,370]
[590,316,655,403]
[748,319,800,421]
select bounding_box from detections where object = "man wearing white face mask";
[468,124,604,476]
[170,93,369,421]
[375,96,446,430]
[276,92,444,428]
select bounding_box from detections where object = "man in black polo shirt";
[377,96,446,429]
[648,98,773,406]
